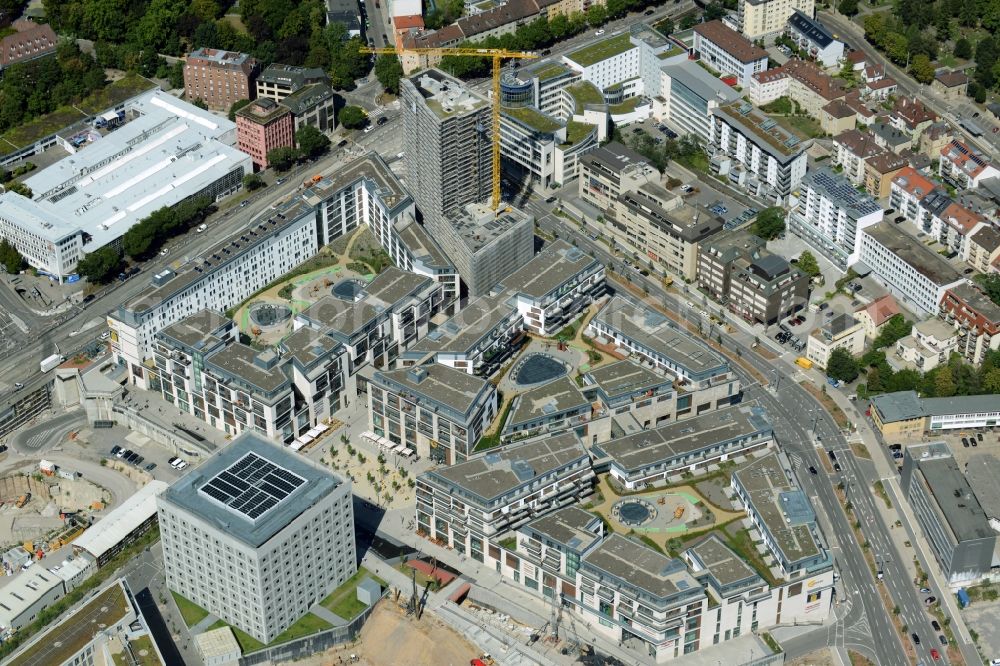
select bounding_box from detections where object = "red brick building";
[236,98,294,170]
[184,48,259,111]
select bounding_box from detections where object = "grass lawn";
[171,591,209,627]
[78,73,157,115]
[609,97,642,115]
[782,114,824,138]
[270,613,332,645]
[320,568,386,621]
[0,106,86,150]
[567,33,634,67]
[503,105,562,133]
[535,62,569,81]
[112,635,160,666]
[566,81,604,113]
[562,121,596,147]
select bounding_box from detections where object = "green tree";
[586,4,608,26]
[266,146,298,171]
[954,37,972,60]
[76,246,122,283]
[338,105,368,129]
[295,125,330,158]
[192,98,208,109]
[243,173,265,191]
[827,348,860,383]
[838,0,859,15]
[982,367,1000,393]
[975,273,1000,305]
[122,222,157,259]
[797,251,821,277]
[909,54,935,84]
[751,207,786,240]
[374,53,404,95]
[872,314,912,349]
[228,99,251,121]
[934,366,957,397]
[703,1,726,20]
[6,182,32,197]
[0,239,25,274]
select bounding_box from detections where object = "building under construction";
[401,69,493,230]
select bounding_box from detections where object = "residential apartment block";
[588,295,739,392]
[939,139,1000,190]
[153,310,349,442]
[578,142,657,211]
[283,83,337,133]
[940,283,1000,366]
[789,167,883,270]
[858,222,964,315]
[786,11,843,67]
[732,452,831,579]
[708,100,809,204]
[738,0,816,40]
[726,251,809,325]
[805,313,865,368]
[659,61,742,143]
[368,363,497,464]
[184,48,259,111]
[894,318,959,372]
[158,433,356,643]
[692,20,768,87]
[496,239,606,335]
[415,434,595,554]
[293,267,446,374]
[592,405,773,489]
[109,198,318,388]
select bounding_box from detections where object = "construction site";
[0,461,109,575]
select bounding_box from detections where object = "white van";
[196,224,207,233]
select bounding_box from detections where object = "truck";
[795,357,813,370]
[40,354,65,373]
[303,174,322,188]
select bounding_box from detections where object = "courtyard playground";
[230,227,391,347]
[588,474,745,553]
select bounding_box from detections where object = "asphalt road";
[0,114,404,407]
[531,203,926,664]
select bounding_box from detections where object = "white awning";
[315,423,330,432]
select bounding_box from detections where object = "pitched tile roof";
[0,21,57,68]
[935,70,969,87]
[858,294,900,327]
[892,166,937,198]
[693,20,768,63]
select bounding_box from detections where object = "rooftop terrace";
[567,33,635,68]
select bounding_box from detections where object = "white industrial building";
[158,432,356,644]
[789,167,883,271]
[73,480,169,567]
[109,198,318,387]
[0,569,65,635]
[0,91,249,281]
[858,222,965,315]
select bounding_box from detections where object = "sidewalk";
[822,384,980,662]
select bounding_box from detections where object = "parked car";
[834,462,842,472]
[924,596,936,604]
[931,620,941,631]
[111,445,122,456]
[962,437,970,447]
[117,449,129,458]
[930,648,940,660]
[144,463,157,471]
[919,587,932,593]
[911,633,920,646]
[828,450,837,461]
[595,29,606,36]
[938,635,947,646]
[809,466,818,474]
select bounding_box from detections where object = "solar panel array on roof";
[199,452,306,522]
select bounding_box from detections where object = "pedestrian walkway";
[310,605,349,627]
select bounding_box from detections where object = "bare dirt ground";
[283,603,480,666]
[787,647,837,666]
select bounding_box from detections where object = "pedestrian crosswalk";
[787,451,804,469]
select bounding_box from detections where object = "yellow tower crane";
[363,46,538,211]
